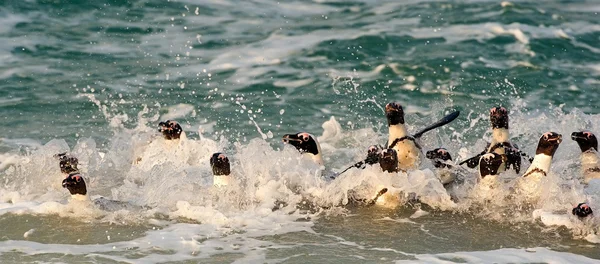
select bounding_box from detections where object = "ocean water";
[2,0,600,263]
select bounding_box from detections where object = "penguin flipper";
[459,153,483,168]
[505,148,522,174]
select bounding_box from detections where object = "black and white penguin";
[282,132,324,166]
[56,153,79,175]
[478,153,506,179]
[573,202,593,218]
[487,106,522,174]
[62,173,87,200]
[472,152,507,192]
[462,107,522,174]
[158,120,183,140]
[210,152,232,187]
[516,132,562,198]
[571,131,600,184]
[385,102,421,170]
[426,148,457,185]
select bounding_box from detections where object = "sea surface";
[1,0,600,263]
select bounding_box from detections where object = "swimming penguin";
[473,152,507,193]
[210,152,232,187]
[478,153,506,179]
[487,106,522,173]
[461,107,522,174]
[516,132,562,198]
[62,173,88,200]
[282,132,324,166]
[56,153,79,175]
[426,148,457,185]
[573,202,593,218]
[158,120,183,140]
[62,173,146,211]
[571,131,600,184]
[385,102,421,170]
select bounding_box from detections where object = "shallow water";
[2,0,600,263]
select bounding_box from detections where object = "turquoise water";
[2,0,600,263]
[2,0,599,145]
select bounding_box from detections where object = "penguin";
[478,153,506,179]
[461,107,522,174]
[62,173,146,211]
[426,148,457,185]
[516,132,562,198]
[487,106,522,173]
[385,102,421,170]
[210,152,232,187]
[571,131,600,184]
[573,202,593,218]
[282,132,324,166]
[472,152,507,193]
[158,120,183,140]
[62,173,88,200]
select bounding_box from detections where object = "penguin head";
[572,203,593,218]
[478,153,506,178]
[62,173,87,196]
[158,120,183,140]
[56,153,79,174]
[385,102,405,126]
[426,148,453,168]
[571,131,598,153]
[282,132,320,156]
[536,132,562,156]
[365,145,381,165]
[210,152,231,176]
[282,132,323,165]
[489,106,509,129]
[379,148,399,173]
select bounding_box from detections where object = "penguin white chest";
[488,128,510,172]
[214,175,232,187]
[518,154,552,199]
[388,124,420,170]
[392,140,420,170]
[582,151,600,184]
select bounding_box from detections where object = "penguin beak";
[385,103,401,113]
[556,134,563,144]
[489,107,509,129]
[282,134,304,151]
[282,134,300,143]
[571,131,585,141]
[158,121,168,132]
[426,150,436,159]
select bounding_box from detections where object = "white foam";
[396,247,600,263]
[23,229,35,238]
[4,100,600,260]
